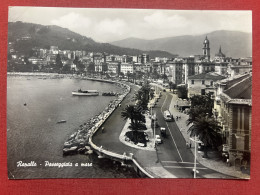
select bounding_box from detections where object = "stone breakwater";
[63,81,131,156]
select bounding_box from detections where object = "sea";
[7,75,138,179]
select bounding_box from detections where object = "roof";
[217,73,251,90]
[204,36,209,44]
[188,72,226,81]
[215,46,226,57]
[224,75,252,99]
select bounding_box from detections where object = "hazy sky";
[8,7,252,43]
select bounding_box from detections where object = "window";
[191,80,194,84]
[202,80,205,85]
[201,89,205,95]
[210,81,213,86]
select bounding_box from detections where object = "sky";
[8,7,252,43]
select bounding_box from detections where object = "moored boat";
[102,92,118,96]
[72,89,99,96]
[57,120,66,124]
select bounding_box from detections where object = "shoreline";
[62,78,130,154]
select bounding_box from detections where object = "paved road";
[92,83,177,178]
[92,83,139,155]
[153,90,231,178]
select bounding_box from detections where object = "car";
[198,143,204,151]
[155,135,162,144]
[173,89,178,94]
[160,127,166,137]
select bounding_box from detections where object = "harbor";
[7,75,138,179]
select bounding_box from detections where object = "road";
[93,82,232,178]
[152,90,231,178]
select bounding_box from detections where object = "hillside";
[111,31,252,58]
[8,22,175,58]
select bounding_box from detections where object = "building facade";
[213,73,252,167]
[187,72,226,97]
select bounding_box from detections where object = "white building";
[120,63,133,74]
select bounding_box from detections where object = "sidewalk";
[167,90,250,179]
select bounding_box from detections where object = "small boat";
[57,120,66,124]
[72,89,99,96]
[102,92,118,96]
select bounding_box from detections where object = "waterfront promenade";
[92,83,176,178]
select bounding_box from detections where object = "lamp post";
[190,136,201,178]
[194,136,197,178]
[154,112,158,163]
[153,112,156,137]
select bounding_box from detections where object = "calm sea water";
[7,76,138,179]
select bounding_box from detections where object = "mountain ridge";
[111,30,252,58]
[8,21,175,58]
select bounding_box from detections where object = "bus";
[164,110,173,122]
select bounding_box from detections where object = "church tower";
[203,36,210,61]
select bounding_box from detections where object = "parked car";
[155,135,162,144]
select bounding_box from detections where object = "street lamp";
[190,136,201,178]
[153,112,156,138]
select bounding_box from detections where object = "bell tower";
[203,36,210,61]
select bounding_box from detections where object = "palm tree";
[134,90,143,103]
[149,90,155,100]
[187,93,214,125]
[169,81,176,91]
[132,72,136,83]
[121,105,146,143]
[121,105,136,125]
[187,105,209,125]
[188,116,222,158]
[127,71,131,82]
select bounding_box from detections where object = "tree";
[169,81,176,91]
[22,57,33,72]
[126,71,132,82]
[87,62,95,75]
[151,71,160,80]
[121,105,136,125]
[121,105,146,143]
[132,72,136,83]
[187,93,214,125]
[161,74,168,82]
[73,56,85,73]
[177,86,188,99]
[190,93,213,109]
[119,72,124,78]
[102,63,108,73]
[136,71,144,80]
[134,82,152,111]
[149,89,155,100]
[33,64,39,71]
[55,54,63,73]
[188,116,222,158]
[62,64,71,73]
